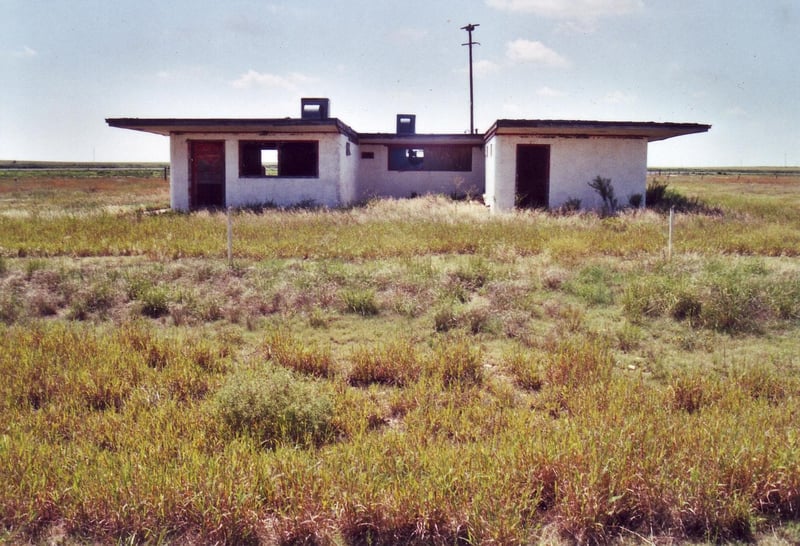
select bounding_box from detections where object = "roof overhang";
[485,119,711,142]
[107,117,709,145]
[105,117,359,142]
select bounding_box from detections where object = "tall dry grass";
[2,174,800,543]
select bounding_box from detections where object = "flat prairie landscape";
[1,168,799,545]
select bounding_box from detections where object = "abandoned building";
[107,98,709,212]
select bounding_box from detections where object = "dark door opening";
[190,140,225,209]
[516,144,550,208]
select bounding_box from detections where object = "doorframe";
[189,139,226,210]
[515,144,551,209]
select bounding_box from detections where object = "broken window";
[387,145,472,172]
[239,141,319,177]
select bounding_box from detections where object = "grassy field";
[1,170,800,544]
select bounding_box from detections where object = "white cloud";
[601,90,637,104]
[11,45,37,58]
[506,39,570,67]
[456,59,502,77]
[486,0,643,19]
[231,70,317,90]
[474,59,502,76]
[537,86,566,97]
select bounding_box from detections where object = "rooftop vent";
[301,98,330,120]
[396,114,416,134]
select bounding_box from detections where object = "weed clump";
[214,365,334,448]
[427,336,484,388]
[347,339,421,387]
[503,348,544,391]
[264,329,336,378]
[341,287,379,316]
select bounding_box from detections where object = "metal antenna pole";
[461,23,480,134]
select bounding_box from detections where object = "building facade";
[108,98,709,212]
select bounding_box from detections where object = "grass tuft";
[263,329,336,378]
[347,339,421,387]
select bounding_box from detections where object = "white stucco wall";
[487,135,648,212]
[338,138,359,205]
[169,132,348,210]
[169,135,191,211]
[356,145,485,201]
[483,137,497,207]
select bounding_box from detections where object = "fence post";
[667,206,674,261]
[227,206,233,266]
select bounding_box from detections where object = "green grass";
[0,171,799,544]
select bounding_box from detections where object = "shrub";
[214,366,334,448]
[341,288,379,316]
[139,286,170,318]
[0,255,7,277]
[588,176,618,216]
[645,178,670,207]
[556,197,582,215]
[628,193,643,208]
[646,178,721,214]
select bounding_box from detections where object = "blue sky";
[2,0,798,166]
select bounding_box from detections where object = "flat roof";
[486,119,711,142]
[106,117,710,144]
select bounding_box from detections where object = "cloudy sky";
[2,0,798,166]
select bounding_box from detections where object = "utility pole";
[461,23,480,134]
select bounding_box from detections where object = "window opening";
[388,145,471,172]
[261,148,278,176]
[240,141,318,178]
[407,148,424,166]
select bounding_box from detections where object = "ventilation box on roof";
[396,114,416,134]
[301,98,330,120]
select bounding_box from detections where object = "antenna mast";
[461,23,480,134]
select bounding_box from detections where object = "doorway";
[516,144,550,208]
[189,140,225,209]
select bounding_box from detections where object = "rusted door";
[189,140,225,209]
[516,144,550,208]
